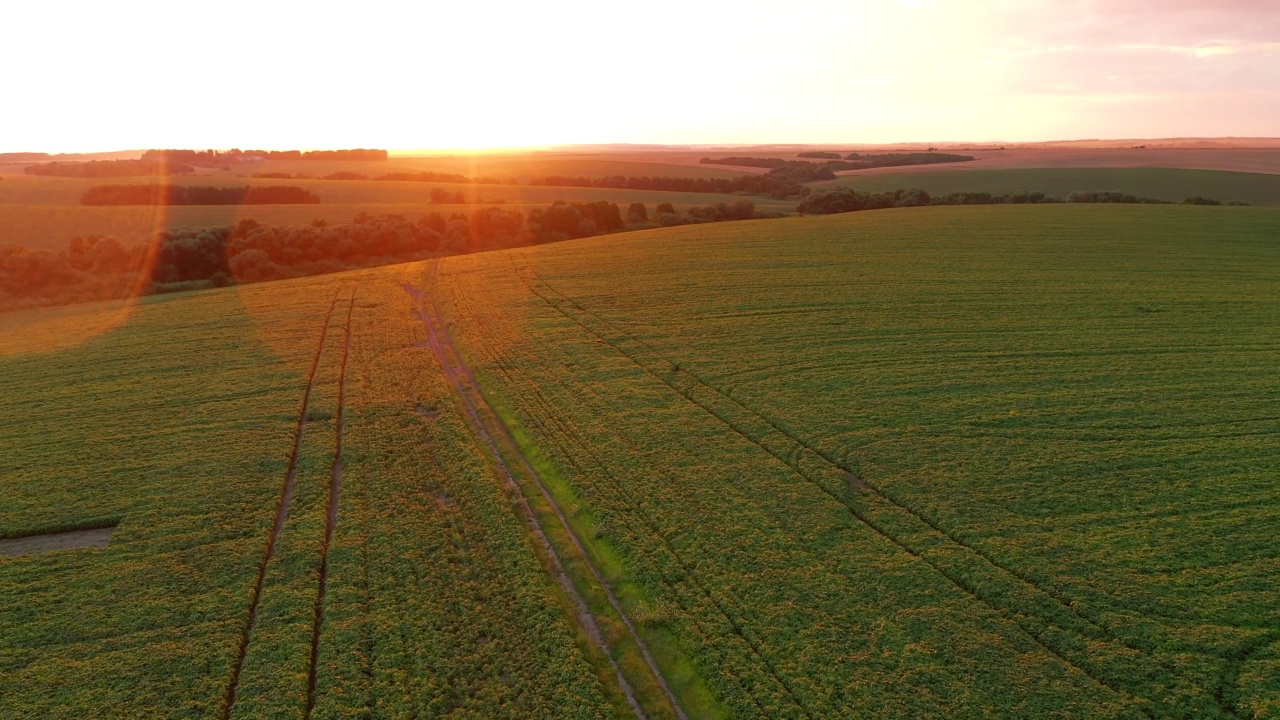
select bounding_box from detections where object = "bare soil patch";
[0,526,115,557]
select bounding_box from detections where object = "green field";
[0,273,634,718]
[814,167,1280,205]
[2,204,1279,718]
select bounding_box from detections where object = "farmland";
[433,204,1280,718]
[6,148,1280,254]
[2,203,1277,718]
[0,273,626,718]
[0,161,795,252]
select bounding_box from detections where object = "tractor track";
[305,290,356,718]
[405,265,660,720]
[441,268,820,717]
[222,291,343,720]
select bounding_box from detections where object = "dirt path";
[305,291,356,718]
[0,526,115,557]
[222,291,343,720]
[406,264,680,720]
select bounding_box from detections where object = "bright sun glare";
[6,0,1277,152]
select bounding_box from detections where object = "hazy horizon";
[8,137,1280,158]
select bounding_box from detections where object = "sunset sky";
[6,0,1277,152]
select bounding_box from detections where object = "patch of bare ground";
[0,526,116,557]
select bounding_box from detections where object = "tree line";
[80,185,321,205]
[24,149,393,177]
[141,148,388,164]
[845,152,975,167]
[701,152,974,172]
[1,199,774,310]
[797,187,1250,214]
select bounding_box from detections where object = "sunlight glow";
[3,0,1276,152]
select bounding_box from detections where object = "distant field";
[0,170,796,250]
[813,167,1280,205]
[627,147,1280,176]
[254,155,755,181]
[843,147,1280,175]
[0,154,753,184]
[8,150,1279,251]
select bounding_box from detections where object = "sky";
[4,0,1277,152]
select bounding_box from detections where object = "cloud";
[995,42,1280,96]
[989,0,1280,49]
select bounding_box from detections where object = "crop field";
[6,150,1279,253]
[0,272,639,718]
[0,170,796,251]
[433,205,1280,718]
[820,147,1280,176]
[814,167,1280,205]
[242,156,754,182]
[2,203,1278,718]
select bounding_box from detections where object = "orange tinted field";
[833,147,1280,177]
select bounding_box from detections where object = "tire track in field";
[522,263,1120,630]
[512,262,1159,716]
[222,291,342,720]
[405,267,653,720]
[416,268,700,720]
[433,271,807,718]
[1215,631,1279,718]
[305,290,356,719]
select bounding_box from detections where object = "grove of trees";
[797,187,1247,214]
[1,199,777,310]
[141,148,388,164]
[701,152,975,173]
